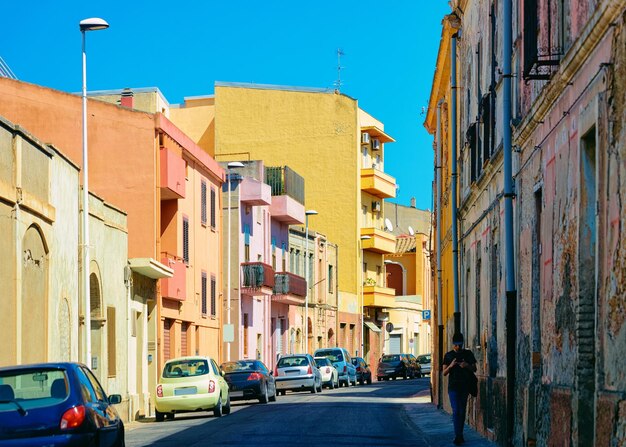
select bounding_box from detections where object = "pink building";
[223,161,306,369]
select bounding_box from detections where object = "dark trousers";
[448,389,469,438]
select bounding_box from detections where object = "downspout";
[451,32,461,334]
[436,99,444,409]
[503,0,517,445]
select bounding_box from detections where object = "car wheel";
[367,376,372,385]
[310,383,317,394]
[155,410,165,422]
[269,385,277,402]
[403,371,408,380]
[214,394,223,417]
[377,377,382,382]
[166,412,175,420]
[317,381,323,393]
[392,376,397,380]
[259,383,269,403]
[359,377,364,386]
[224,393,231,415]
[334,378,339,389]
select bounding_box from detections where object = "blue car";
[0,362,124,446]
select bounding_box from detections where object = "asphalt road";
[126,377,431,446]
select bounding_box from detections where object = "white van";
[313,347,357,387]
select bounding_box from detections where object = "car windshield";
[221,361,258,373]
[417,355,431,364]
[381,355,400,362]
[314,358,331,367]
[163,359,210,378]
[277,357,308,368]
[0,368,68,412]
[315,350,343,362]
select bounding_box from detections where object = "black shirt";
[443,348,477,393]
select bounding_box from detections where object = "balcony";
[360,228,397,254]
[240,177,271,206]
[361,168,397,199]
[241,262,275,296]
[269,195,305,225]
[273,272,307,305]
[160,255,186,301]
[362,285,396,309]
[160,147,186,200]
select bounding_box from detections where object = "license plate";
[286,370,299,376]
[174,387,197,396]
[386,370,395,373]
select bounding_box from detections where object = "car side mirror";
[108,394,122,405]
[221,370,225,377]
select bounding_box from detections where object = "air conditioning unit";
[372,201,381,212]
[372,139,381,150]
[361,132,370,144]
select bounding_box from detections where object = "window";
[328,265,334,293]
[183,216,189,264]
[201,272,207,316]
[210,188,216,228]
[107,307,116,377]
[201,180,207,225]
[210,275,216,317]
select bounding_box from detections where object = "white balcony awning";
[129,258,174,279]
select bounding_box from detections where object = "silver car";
[416,353,432,377]
[274,354,323,395]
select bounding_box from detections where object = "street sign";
[385,322,394,333]
[422,310,431,321]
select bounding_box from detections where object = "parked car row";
[376,353,425,381]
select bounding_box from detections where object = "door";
[389,334,401,355]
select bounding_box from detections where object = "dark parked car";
[220,360,276,403]
[0,362,124,446]
[351,357,372,385]
[377,354,414,381]
[404,353,422,378]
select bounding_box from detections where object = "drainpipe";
[503,0,517,445]
[436,99,444,409]
[451,32,461,334]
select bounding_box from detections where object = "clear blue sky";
[2,1,449,211]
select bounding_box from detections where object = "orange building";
[0,78,225,419]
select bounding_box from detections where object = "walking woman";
[443,333,477,445]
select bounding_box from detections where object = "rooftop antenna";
[334,48,345,92]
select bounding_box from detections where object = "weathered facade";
[0,116,131,418]
[427,1,626,445]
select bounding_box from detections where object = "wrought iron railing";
[264,166,305,204]
[274,272,306,297]
[241,262,275,288]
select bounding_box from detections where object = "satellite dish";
[408,226,415,236]
[384,218,394,232]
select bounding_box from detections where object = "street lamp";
[226,161,244,362]
[80,17,109,366]
[360,235,371,358]
[304,209,318,353]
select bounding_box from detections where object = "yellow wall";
[170,97,216,156]
[172,85,374,317]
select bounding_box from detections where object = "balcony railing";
[265,166,305,204]
[274,272,306,297]
[241,262,275,291]
[360,228,397,254]
[361,168,396,199]
[362,285,396,309]
[160,254,186,301]
[160,147,186,200]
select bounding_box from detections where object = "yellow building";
[424,16,459,408]
[170,82,397,365]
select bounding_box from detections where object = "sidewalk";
[403,390,497,447]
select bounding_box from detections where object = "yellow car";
[155,356,230,421]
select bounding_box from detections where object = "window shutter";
[201,180,207,225]
[201,272,207,316]
[107,307,116,377]
[183,217,189,264]
[210,276,216,316]
[210,188,216,228]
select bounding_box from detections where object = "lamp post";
[304,209,318,353]
[80,17,109,367]
[226,161,244,362]
[360,235,371,357]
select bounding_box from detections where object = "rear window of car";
[0,368,68,412]
[315,350,344,363]
[163,359,210,378]
[417,355,431,364]
[381,355,400,362]
[277,357,308,368]
[221,361,257,373]
[314,358,331,367]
